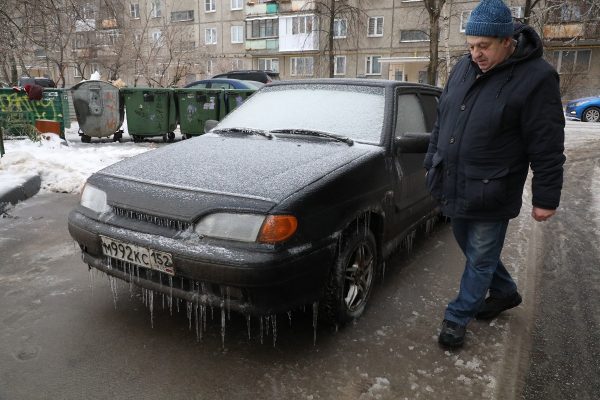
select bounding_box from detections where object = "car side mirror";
[395,132,430,154]
[204,119,219,133]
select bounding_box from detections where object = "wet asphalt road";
[520,137,600,400]
[1,122,599,399]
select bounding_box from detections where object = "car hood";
[94,134,375,219]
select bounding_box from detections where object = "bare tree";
[423,0,446,85]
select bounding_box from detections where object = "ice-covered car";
[565,95,600,122]
[68,79,441,326]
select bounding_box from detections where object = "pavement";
[0,172,41,213]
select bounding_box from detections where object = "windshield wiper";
[211,127,273,139]
[270,128,354,146]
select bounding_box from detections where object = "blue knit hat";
[465,0,514,37]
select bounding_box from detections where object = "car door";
[391,89,437,236]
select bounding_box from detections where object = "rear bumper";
[68,210,336,315]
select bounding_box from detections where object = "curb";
[0,174,41,213]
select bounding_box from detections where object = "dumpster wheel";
[81,134,92,143]
[163,132,175,143]
[113,131,123,143]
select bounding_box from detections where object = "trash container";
[0,88,38,138]
[174,88,223,139]
[223,89,256,115]
[121,87,177,142]
[71,80,124,143]
[38,88,70,139]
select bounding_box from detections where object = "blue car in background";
[565,95,600,122]
[184,78,263,90]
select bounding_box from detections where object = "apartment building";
[18,0,599,98]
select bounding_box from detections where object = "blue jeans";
[445,218,518,326]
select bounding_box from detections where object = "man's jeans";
[445,218,518,326]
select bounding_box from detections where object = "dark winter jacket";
[424,23,565,220]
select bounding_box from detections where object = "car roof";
[265,78,440,92]
[183,78,261,88]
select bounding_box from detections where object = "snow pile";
[0,123,157,194]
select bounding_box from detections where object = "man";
[424,0,565,348]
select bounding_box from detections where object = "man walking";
[424,0,565,348]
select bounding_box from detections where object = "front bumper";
[68,210,336,315]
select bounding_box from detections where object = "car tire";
[582,107,600,123]
[320,227,377,326]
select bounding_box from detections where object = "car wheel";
[320,228,377,326]
[582,107,600,122]
[81,134,91,143]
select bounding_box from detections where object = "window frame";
[231,0,243,10]
[365,55,382,75]
[205,27,218,45]
[205,0,216,13]
[334,55,346,75]
[130,3,140,19]
[290,56,314,77]
[333,18,347,39]
[367,16,384,37]
[231,25,244,43]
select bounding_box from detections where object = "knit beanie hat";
[465,0,514,38]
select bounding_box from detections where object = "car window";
[419,93,439,132]
[217,84,385,144]
[395,94,426,137]
[212,82,233,89]
[188,83,208,88]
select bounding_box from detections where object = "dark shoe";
[475,291,522,320]
[438,319,466,348]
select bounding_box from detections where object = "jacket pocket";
[426,153,444,201]
[463,166,509,212]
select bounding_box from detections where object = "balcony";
[277,0,314,13]
[543,23,584,40]
[245,38,279,52]
[245,1,278,17]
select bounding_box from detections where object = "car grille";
[112,206,191,231]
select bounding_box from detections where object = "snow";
[0,121,160,195]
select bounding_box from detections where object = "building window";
[171,10,194,22]
[231,25,244,43]
[247,18,278,39]
[73,66,82,78]
[130,3,140,19]
[333,18,347,39]
[551,50,592,74]
[232,59,245,70]
[368,16,383,37]
[231,0,243,10]
[205,0,216,12]
[291,57,314,76]
[81,4,96,20]
[205,28,217,44]
[334,56,346,75]
[366,56,381,75]
[258,58,279,72]
[292,15,314,35]
[400,30,429,42]
[151,0,162,18]
[460,11,471,33]
[151,30,163,44]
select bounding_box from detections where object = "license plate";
[100,236,174,275]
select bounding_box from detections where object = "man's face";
[467,36,513,73]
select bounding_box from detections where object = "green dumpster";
[39,88,70,138]
[0,88,38,138]
[223,89,256,115]
[174,89,223,139]
[121,87,177,142]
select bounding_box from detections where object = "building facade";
[15,0,600,98]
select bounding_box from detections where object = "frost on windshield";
[217,84,385,144]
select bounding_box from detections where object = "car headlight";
[80,184,110,214]
[194,213,297,243]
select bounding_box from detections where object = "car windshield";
[216,84,386,144]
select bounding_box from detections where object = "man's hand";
[532,207,556,222]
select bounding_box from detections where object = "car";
[184,78,263,90]
[212,70,280,84]
[18,76,56,88]
[565,95,600,122]
[68,79,441,328]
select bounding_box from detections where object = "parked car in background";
[68,79,441,330]
[184,78,263,90]
[212,70,279,84]
[565,95,600,122]
[18,76,56,88]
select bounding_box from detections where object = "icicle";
[226,287,231,320]
[221,305,226,349]
[162,293,165,310]
[108,276,118,309]
[186,301,192,330]
[265,315,271,336]
[195,301,200,342]
[168,276,173,316]
[202,305,207,332]
[88,267,95,295]
[287,311,292,327]
[312,301,319,346]
[259,316,264,344]
[272,315,277,348]
[246,315,251,340]
[149,289,154,328]
[382,261,386,282]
